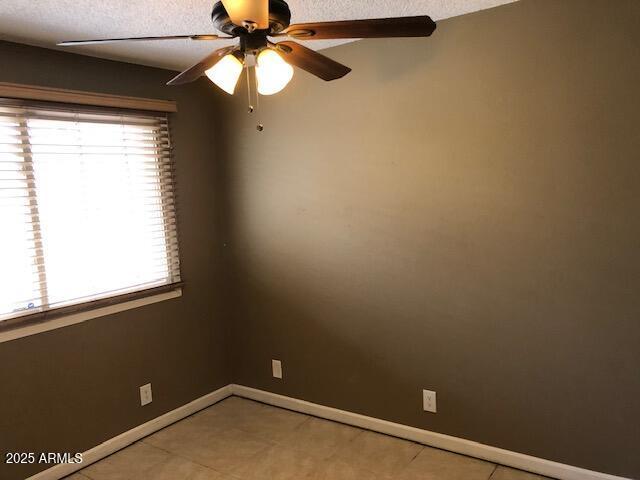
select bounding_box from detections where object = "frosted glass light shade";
[205,54,243,95]
[256,49,294,95]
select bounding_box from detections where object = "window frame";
[0,96,182,341]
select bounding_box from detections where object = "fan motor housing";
[211,0,292,35]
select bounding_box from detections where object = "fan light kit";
[58,0,437,129]
[205,53,244,94]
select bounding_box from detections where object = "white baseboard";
[27,384,233,480]
[230,384,633,480]
[26,383,632,480]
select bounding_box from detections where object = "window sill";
[0,287,182,344]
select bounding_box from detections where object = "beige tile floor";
[65,397,554,480]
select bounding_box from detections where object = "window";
[0,99,181,325]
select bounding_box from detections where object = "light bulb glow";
[256,49,294,95]
[205,54,243,95]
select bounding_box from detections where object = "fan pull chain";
[245,62,263,132]
[254,67,263,132]
[245,63,254,113]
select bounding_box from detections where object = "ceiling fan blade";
[275,41,351,81]
[57,34,229,46]
[167,46,238,86]
[221,0,269,30]
[277,16,436,40]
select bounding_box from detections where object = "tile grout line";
[488,463,499,479]
[137,438,243,480]
[399,444,426,473]
[410,446,424,463]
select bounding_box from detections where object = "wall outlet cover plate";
[140,383,153,406]
[272,359,283,379]
[423,389,436,413]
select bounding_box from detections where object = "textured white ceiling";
[0,1,517,71]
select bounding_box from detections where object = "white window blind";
[0,99,181,324]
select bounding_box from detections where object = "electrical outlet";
[140,383,153,406]
[272,359,282,379]
[423,389,436,413]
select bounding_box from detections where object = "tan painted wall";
[223,1,640,477]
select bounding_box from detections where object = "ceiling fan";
[58,0,436,97]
